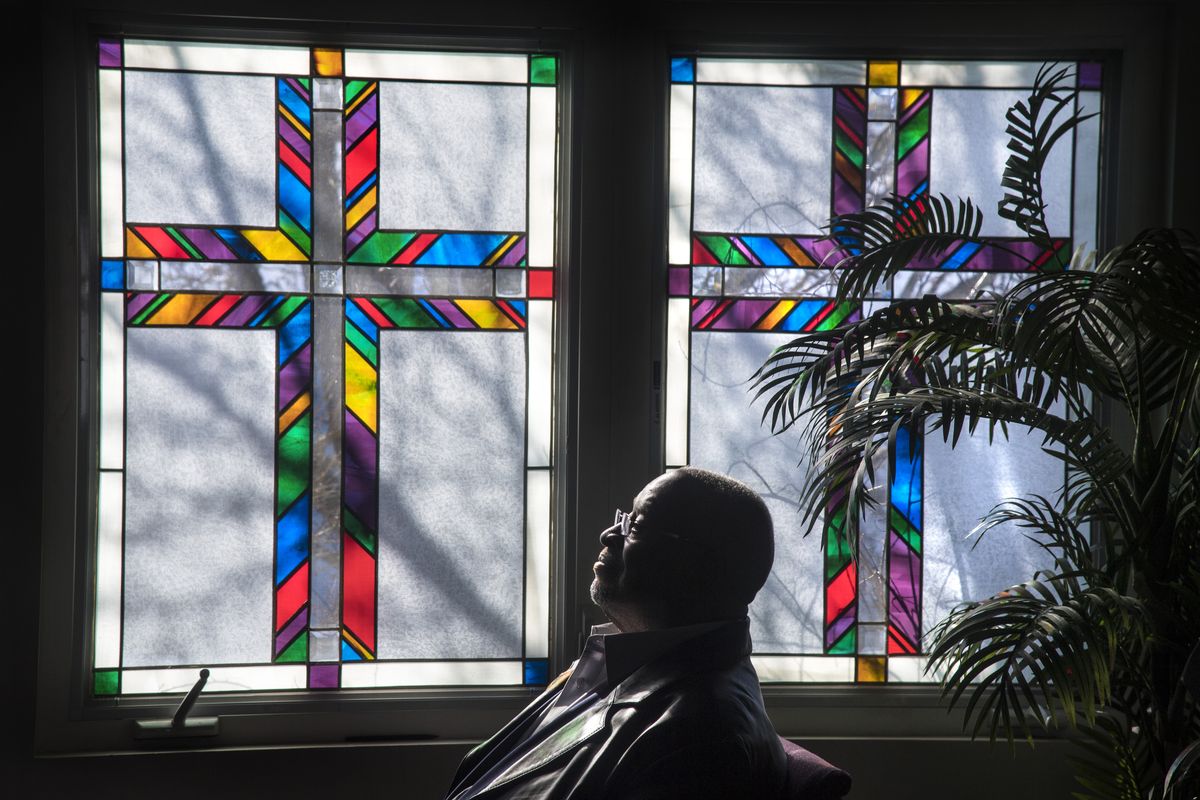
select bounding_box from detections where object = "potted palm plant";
[751,64,1200,799]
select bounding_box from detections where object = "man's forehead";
[633,472,689,518]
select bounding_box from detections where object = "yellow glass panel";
[345,344,378,432]
[857,655,887,682]
[755,300,796,330]
[345,187,377,231]
[126,229,155,259]
[279,392,311,433]
[868,61,899,87]
[457,300,518,330]
[241,229,308,261]
[147,294,218,325]
[902,88,925,111]
[313,48,344,77]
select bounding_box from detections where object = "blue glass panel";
[101,259,124,290]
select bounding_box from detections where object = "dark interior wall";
[12,1,1194,797]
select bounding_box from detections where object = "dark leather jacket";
[445,619,786,800]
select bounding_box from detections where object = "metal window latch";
[133,668,220,739]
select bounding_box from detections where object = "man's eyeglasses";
[613,509,682,542]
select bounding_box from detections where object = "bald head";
[590,468,775,630]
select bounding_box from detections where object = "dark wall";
[12,2,1194,797]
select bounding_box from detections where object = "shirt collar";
[586,619,729,689]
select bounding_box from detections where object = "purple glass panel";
[278,343,312,410]
[343,412,379,530]
[220,294,274,327]
[668,267,690,296]
[99,38,122,68]
[887,538,921,646]
[345,93,377,148]
[177,228,238,261]
[308,663,339,689]
[274,608,309,655]
[1078,61,1102,90]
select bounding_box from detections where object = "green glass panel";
[278,210,312,257]
[699,235,750,266]
[371,297,438,329]
[343,506,377,554]
[834,131,865,169]
[131,294,171,325]
[824,509,852,581]
[165,227,203,260]
[345,79,370,104]
[94,668,119,696]
[817,301,859,331]
[298,77,310,90]
[276,632,308,663]
[829,628,857,655]
[889,506,922,553]
[260,296,308,328]
[277,412,311,514]
[347,232,417,264]
[344,320,378,366]
[530,55,557,85]
[897,104,930,160]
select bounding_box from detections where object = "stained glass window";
[665,57,1102,682]
[93,38,559,695]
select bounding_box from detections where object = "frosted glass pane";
[124,39,309,74]
[692,265,722,296]
[1074,92,1102,252]
[858,449,889,627]
[902,61,1044,87]
[865,121,895,208]
[722,268,836,297]
[123,328,275,667]
[159,261,310,293]
[94,471,123,669]
[310,296,344,631]
[689,332,824,654]
[752,655,855,682]
[525,470,551,658]
[341,660,523,688]
[344,50,527,83]
[668,85,694,264]
[344,266,494,297]
[126,260,158,291]
[125,72,276,227]
[122,665,306,694]
[527,300,553,467]
[930,89,1072,237]
[868,88,897,120]
[922,420,1063,641]
[528,86,556,267]
[887,655,943,683]
[99,294,124,470]
[893,271,1025,300]
[99,69,123,258]
[664,298,691,466]
[694,86,832,234]
[378,82,526,231]
[376,332,525,659]
[697,59,866,86]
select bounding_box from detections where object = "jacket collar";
[468,618,753,796]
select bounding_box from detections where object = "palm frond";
[927,573,1146,745]
[998,63,1098,253]
[1068,712,1158,800]
[825,193,992,299]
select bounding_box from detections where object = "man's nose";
[600,523,623,547]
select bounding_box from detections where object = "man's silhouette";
[443,467,786,799]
